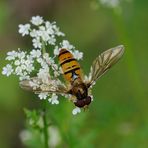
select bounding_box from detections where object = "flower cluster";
[2,16,84,115]
[19,16,64,48]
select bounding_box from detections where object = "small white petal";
[30,16,43,26]
[48,36,56,45]
[19,74,30,81]
[30,49,41,58]
[37,68,50,83]
[54,46,59,56]
[18,24,30,36]
[32,38,42,48]
[61,40,74,50]
[45,21,54,35]
[17,51,26,59]
[25,63,34,73]
[14,60,20,66]
[39,30,50,42]
[53,25,65,36]
[6,50,17,60]
[48,94,59,105]
[2,64,13,76]
[72,107,81,115]
[15,66,23,75]
[21,64,27,70]
[38,93,48,100]
[73,50,83,60]
[30,29,39,37]
[28,81,39,90]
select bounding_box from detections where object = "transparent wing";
[87,45,124,87]
[19,77,69,95]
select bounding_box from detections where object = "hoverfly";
[20,45,124,108]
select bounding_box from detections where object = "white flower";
[30,16,43,26]
[6,51,17,60]
[37,58,49,70]
[29,79,40,90]
[28,80,38,89]
[18,24,30,36]
[30,29,39,37]
[61,40,74,50]
[38,25,46,31]
[20,64,27,70]
[37,68,50,83]
[48,94,59,105]
[15,66,23,75]
[38,29,50,42]
[2,64,13,76]
[14,60,20,66]
[19,74,30,81]
[17,51,26,59]
[53,46,59,56]
[48,36,56,45]
[20,58,25,64]
[30,49,41,58]
[25,55,33,64]
[38,92,48,100]
[53,25,65,36]
[32,38,42,48]
[72,107,81,115]
[2,16,87,114]
[25,63,34,73]
[45,21,54,35]
[36,57,44,64]
[73,50,83,60]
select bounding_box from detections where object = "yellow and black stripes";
[60,58,76,66]
[58,48,82,82]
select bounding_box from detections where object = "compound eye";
[74,100,85,108]
[85,96,91,105]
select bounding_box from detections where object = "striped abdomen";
[58,48,82,82]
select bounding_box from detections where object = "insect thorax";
[70,79,88,100]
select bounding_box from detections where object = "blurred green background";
[0,0,148,148]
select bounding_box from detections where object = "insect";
[20,45,124,108]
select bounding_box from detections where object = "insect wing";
[87,45,124,87]
[19,77,69,95]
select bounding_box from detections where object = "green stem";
[43,101,49,148]
[42,40,46,54]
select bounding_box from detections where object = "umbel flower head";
[2,16,84,115]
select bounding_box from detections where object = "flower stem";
[43,101,49,148]
[42,40,46,54]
